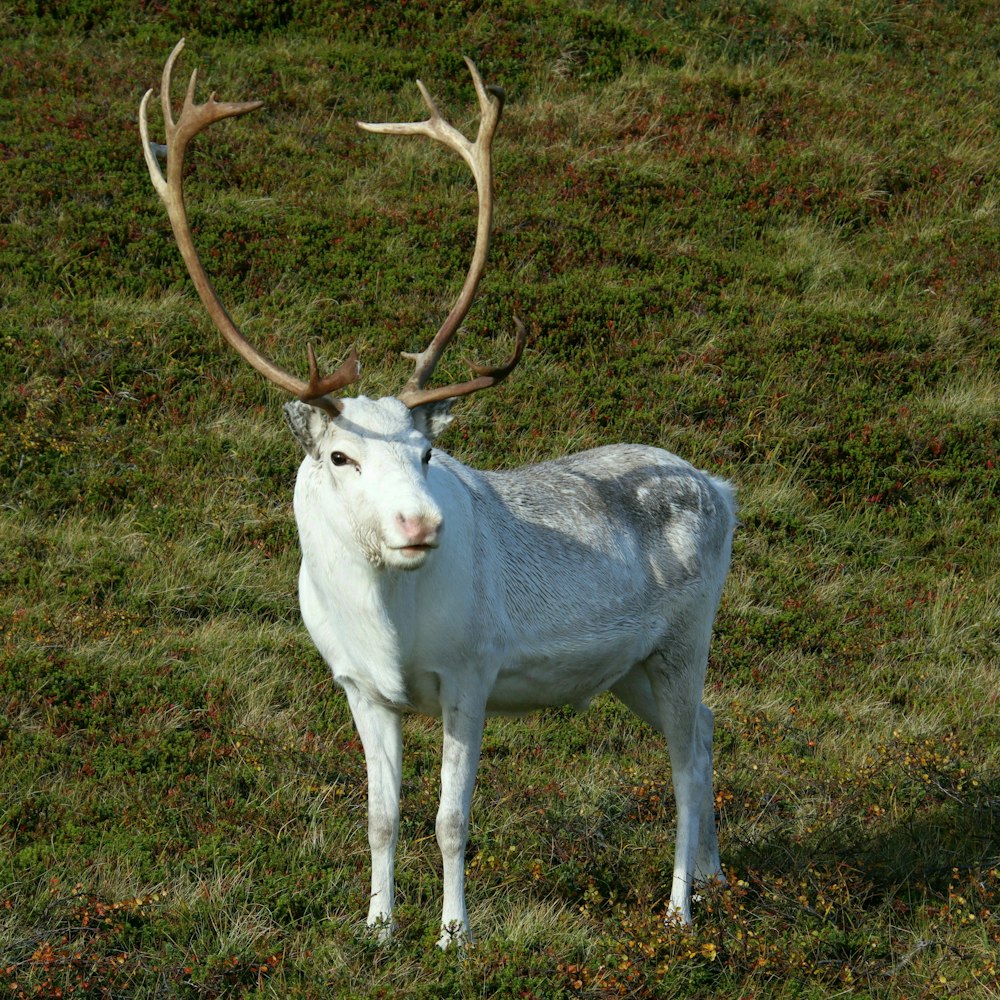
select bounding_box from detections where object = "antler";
[358,58,526,409]
[139,39,360,415]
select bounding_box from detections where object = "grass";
[1,1,997,996]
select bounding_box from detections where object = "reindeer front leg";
[345,686,403,940]
[436,696,486,949]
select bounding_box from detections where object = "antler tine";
[395,316,527,406]
[140,39,361,415]
[358,59,524,408]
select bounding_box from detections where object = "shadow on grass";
[725,772,1000,921]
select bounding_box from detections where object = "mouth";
[393,542,438,558]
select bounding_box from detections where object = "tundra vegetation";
[0,2,997,997]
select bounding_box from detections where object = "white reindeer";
[141,41,736,948]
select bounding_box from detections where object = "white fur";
[285,394,736,948]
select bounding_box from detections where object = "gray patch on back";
[436,443,734,641]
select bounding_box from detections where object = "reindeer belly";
[485,627,657,715]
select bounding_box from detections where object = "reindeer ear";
[411,399,454,442]
[284,400,330,459]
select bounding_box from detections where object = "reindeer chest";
[297,560,465,716]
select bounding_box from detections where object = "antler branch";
[358,58,525,408]
[140,39,360,414]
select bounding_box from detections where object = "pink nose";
[396,513,441,547]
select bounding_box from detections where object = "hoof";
[664,903,693,927]
[367,915,395,944]
[436,921,472,950]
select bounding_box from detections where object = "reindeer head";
[140,41,523,571]
[284,396,457,570]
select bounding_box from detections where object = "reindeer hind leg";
[611,641,721,922]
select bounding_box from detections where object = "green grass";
[1,1,997,996]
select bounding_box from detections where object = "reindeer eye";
[330,451,350,467]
